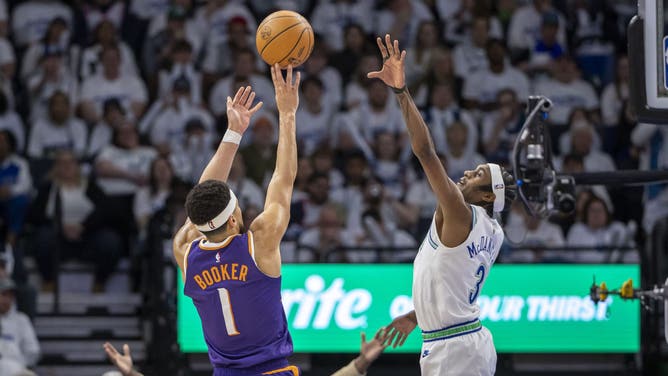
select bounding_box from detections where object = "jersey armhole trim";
[247,230,256,261]
[183,240,196,276]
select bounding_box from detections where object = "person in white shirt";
[557,124,615,172]
[481,89,525,163]
[225,154,265,213]
[557,108,602,155]
[374,0,433,49]
[532,55,599,125]
[426,82,478,157]
[133,157,174,235]
[441,121,485,181]
[80,20,139,80]
[453,16,490,79]
[303,44,343,111]
[343,53,381,110]
[28,91,87,159]
[0,93,25,152]
[442,0,503,45]
[20,17,73,84]
[567,195,633,263]
[503,202,567,263]
[296,76,335,156]
[463,39,530,111]
[209,48,275,116]
[157,39,202,105]
[600,55,629,127]
[169,118,215,185]
[146,4,202,57]
[0,36,13,107]
[87,98,126,158]
[296,203,358,263]
[311,0,374,52]
[11,0,72,47]
[631,123,668,234]
[360,206,417,263]
[342,79,404,143]
[404,20,440,87]
[79,44,148,124]
[192,0,255,50]
[410,47,457,107]
[288,172,332,241]
[0,278,40,373]
[0,130,31,249]
[507,0,567,53]
[26,46,78,122]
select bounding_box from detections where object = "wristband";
[392,85,407,94]
[222,129,242,144]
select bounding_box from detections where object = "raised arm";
[249,64,300,277]
[367,35,471,238]
[173,86,262,278]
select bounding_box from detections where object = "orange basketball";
[256,10,314,69]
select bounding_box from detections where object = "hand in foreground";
[383,311,417,348]
[104,342,139,376]
[354,328,390,373]
[270,64,300,113]
[367,34,406,90]
[226,85,263,133]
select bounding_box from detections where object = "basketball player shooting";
[172,64,301,376]
[367,35,517,375]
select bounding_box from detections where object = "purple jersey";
[183,231,293,372]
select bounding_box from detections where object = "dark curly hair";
[185,180,232,234]
[477,166,517,217]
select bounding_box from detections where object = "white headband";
[194,189,238,232]
[488,163,505,212]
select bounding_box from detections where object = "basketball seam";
[259,22,304,57]
[258,14,302,29]
[277,26,308,65]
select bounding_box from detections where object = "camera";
[548,175,576,214]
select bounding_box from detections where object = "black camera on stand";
[512,96,576,218]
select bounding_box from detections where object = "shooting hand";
[367,34,406,91]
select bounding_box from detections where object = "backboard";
[629,0,668,123]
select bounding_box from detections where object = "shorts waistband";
[214,358,289,376]
[421,318,482,342]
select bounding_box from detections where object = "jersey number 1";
[468,264,486,304]
[217,288,240,336]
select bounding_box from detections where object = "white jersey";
[413,205,504,332]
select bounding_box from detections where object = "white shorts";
[419,326,497,376]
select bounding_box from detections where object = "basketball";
[255,10,314,69]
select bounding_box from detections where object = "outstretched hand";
[103,342,135,376]
[354,328,390,373]
[270,64,300,113]
[226,85,264,133]
[367,34,407,90]
[383,312,417,348]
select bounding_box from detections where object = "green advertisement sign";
[177,264,639,353]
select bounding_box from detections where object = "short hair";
[301,76,324,93]
[582,194,611,226]
[185,180,233,234]
[478,166,517,217]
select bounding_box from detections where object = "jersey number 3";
[217,288,240,336]
[468,264,486,304]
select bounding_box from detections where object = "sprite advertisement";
[177,264,640,353]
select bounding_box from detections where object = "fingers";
[383,327,398,346]
[286,64,293,87]
[270,64,279,86]
[239,85,251,105]
[393,39,400,57]
[400,50,406,63]
[376,37,388,60]
[293,71,301,89]
[249,101,263,114]
[122,343,131,357]
[103,342,118,357]
[245,91,256,109]
[360,331,367,345]
[385,34,394,56]
[232,86,244,104]
[367,71,380,79]
[397,333,408,348]
[393,333,406,348]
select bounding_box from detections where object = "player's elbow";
[413,144,437,160]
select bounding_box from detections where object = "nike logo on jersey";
[466,235,495,258]
[422,349,431,358]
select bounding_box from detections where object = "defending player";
[172,64,300,376]
[368,35,517,375]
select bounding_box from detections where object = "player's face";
[231,204,246,234]
[457,164,494,204]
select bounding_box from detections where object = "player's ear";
[482,191,496,204]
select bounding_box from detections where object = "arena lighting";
[512,95,668,218]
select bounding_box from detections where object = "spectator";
[0,0,6,38]
[443,0,503,45]
[343,52,380,110]
[567,194,633,263]
[375,0,433,49]
[296,203,356,263]
[411,47,457,107]
[360,201,417,263]
[95,122,157,244]
[157,39,201,105]
[88,98,126,158]
[27,91,87,159]
[79,44,148,124]
[601,55,629,127]
[31,151,123,293]
[303,43,343,111]
[481,89,525,163]
[405,153,447,236]
[0,278,40,374]
[330,150,369,229]
[81,0,126,32]
[0,33,13,108]
[143,5,202,76]
[453,16,490,79]
[26,46,78,122]
[528,12,565,72]
[289,172,331,239]
[133,157,175,235]
[631,123,668,234]
[240,114,276,188]
[404,20,440,88]
[293,157,314,202]
[20,17,72,83]
[296,76,335,156]
[533,55,599,126]
[441,121,485,180]
[11,0,72,48]
[0,131,31,250]
[508,0,566,54]
[225,154,264,212]
[463,39,530,111]
[561,123,615,172]
[0,92,25,152]
[145,76,214,153]
[329,24,369,84]
[503,202,567,263]
[311,0,373,52]
[169,118,215,185]
[343,80,403,143]
[558,108,602,155]
[311,147,345,190]
[192,0,256,50]
[209,48,274,116]
[426,82,478,157]
[80,19,139,80]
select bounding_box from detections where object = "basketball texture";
[256,10,314,68]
